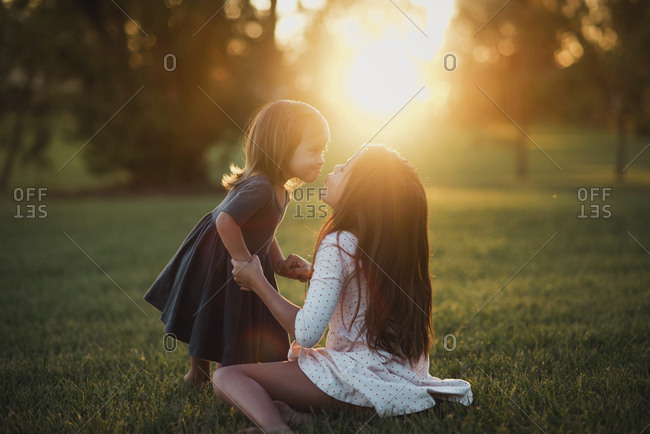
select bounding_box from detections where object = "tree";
[1,0,285,190]
[447,0,650,181]
[0,1,83,189]
[447,0,571,179]
[566,0,650,181]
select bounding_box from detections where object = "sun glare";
[347,40,420,113]
[273,1,457,120]
[341,1,457,116]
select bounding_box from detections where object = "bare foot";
[273,400,313,427]
[184,360,220,387]
[183,370,211,386]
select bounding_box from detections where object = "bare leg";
[184,356,214,386]
[212,360,356,433]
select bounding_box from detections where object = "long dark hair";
[314,145,433,366]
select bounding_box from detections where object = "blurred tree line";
[1,0,648,189]
[1,0,286,190]
[446,0,650,180]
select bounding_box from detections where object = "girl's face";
[322,159,354,208]
[285,129,328,183]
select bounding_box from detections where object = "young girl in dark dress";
[144,100,330,385]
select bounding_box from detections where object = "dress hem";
[297,354,439,417]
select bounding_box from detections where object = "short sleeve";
[219,177,274,226]
[294,232,357,348]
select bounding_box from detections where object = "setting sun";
[274,1,456,118]
[347,40,421,113]
[329,1,456,117]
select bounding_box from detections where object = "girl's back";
[211,174,288,255]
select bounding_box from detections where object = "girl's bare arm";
[215,211,252,262]
[269,238,285,272]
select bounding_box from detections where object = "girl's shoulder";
[236,173,274,188]
[230,173,277,197]
[321,231,358,255]
[231,173,288,210]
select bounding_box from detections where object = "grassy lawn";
[1,126,649,432]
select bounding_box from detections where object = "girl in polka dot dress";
[216,145,473,433]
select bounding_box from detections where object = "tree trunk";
[515,130,527,181]
[613,91,627,182]
[0,114,23,191]
[508,52,528,180]
[261,0,281,98]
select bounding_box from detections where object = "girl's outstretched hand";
[231,256,264,292]
[276,254,312,282]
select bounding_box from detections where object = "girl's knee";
[212,365,239,400]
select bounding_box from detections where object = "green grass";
[1,126,649,432]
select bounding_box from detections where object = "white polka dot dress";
[290,231,473,416]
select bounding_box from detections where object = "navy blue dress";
[144,175,291,365]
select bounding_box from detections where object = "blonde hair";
[222,100,329,191]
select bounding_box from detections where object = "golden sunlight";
[347,40,420,113]
[339,1,456,116]
[276,1,457,118]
